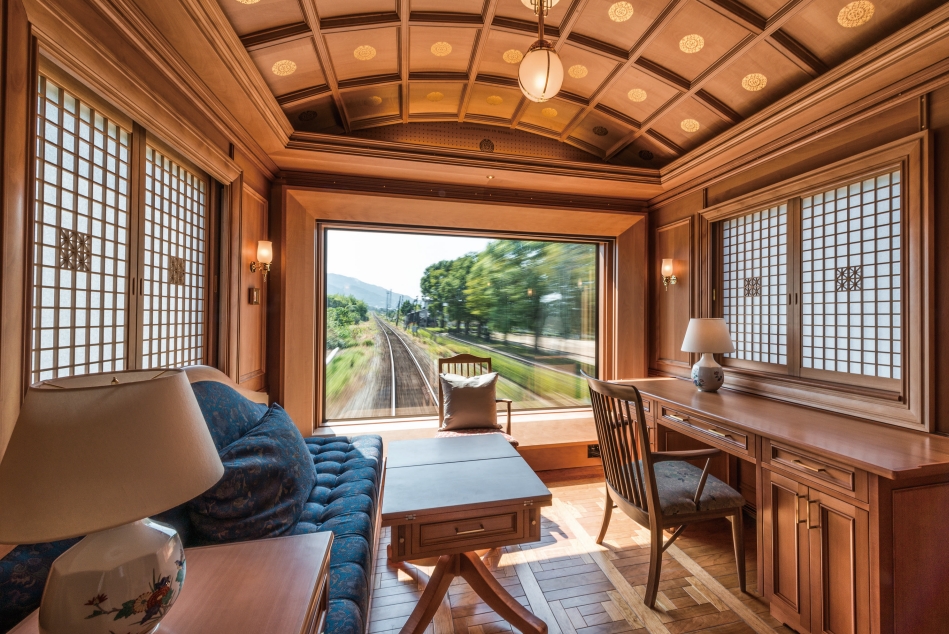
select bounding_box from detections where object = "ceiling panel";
[703,40,811,118]
[780,0,945,69]
[215,0,306,37]
[610,134,677,167]
[739,0,787,21]
[411,0,485,13]
[558,45,620,100]
[342,84,402,123]
[649,96,727,151]
[638,0,752,83]
[410,26,479,73]
[315,0,397,19]
[283,94,343,133]
[572,0,667,52]
[409,82,465,115]
[325,27,400,81]
[570,109,634,154]
[597,64,679,123]
[494,0,570,29]
[476,29,538,80]
[520,98,583,133]
[248,39,326,97]
[466,84,523,120]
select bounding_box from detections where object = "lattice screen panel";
[141,146,206,369]
[32,76,131,382]
[801,170,902,378]
[722,205,788,365]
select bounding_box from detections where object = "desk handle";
[666,414,688,423]
[456,525,485,535]
[793,459,825,474]
[705,428,729,439]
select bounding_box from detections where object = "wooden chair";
[585,375,746,609]
[435,353,517,447]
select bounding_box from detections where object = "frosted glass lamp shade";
[681,318,735,354]
[661,259,674,278]
[257,240,273,265]
[518,42,563,103]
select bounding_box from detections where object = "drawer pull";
[666,414,688,423]
[793,459,826,474]
[455,525,485,535]
[705,428,729,439]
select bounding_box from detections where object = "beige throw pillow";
[440,372,500,431]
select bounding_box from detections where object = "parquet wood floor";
[369,478,798,634]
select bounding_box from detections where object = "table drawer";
[420,513,518,547]
[765,440,867,501]
[659,405,753,456]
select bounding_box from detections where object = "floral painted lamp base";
[691,352,725,392]
[39,519,185,634]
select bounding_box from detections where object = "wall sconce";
[250,240,273,281]
[661,259,677,291]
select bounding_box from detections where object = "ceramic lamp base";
[691,353,725,392]
[39,519,186,634]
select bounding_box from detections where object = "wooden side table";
[10,532,333,634]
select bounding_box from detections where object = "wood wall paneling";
[652,218,692,376]
[239,184,268,390]
[929,85,949,435]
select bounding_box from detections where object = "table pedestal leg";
[397,552,547,634]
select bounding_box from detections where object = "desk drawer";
[764,440,867,501]
[420,513,518,547]
[659,406,753,456]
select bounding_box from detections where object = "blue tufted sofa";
[0,372,382,634]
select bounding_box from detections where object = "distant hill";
[327,273,414,309]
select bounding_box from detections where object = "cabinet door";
[807,490,870,634]
[762,469,810,632]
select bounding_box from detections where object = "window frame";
[702,133,932,431]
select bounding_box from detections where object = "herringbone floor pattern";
[369,478,798,634]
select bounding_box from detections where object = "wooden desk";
[382,436,552,634]
[11,532,332,634]
[620,377,949,634]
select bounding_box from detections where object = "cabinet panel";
[763,469,810,632]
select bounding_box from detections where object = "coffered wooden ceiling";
[215,0,943,167]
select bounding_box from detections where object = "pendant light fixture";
[518,0,563,103]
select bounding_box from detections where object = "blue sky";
[326,230,490,298]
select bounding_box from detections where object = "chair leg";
[730,510,747,593]
[644,525,664,609]
[596,486,613,545]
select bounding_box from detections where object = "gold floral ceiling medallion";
[271,60,297,76]
[426,91,445,102]
[354,45,377,61]
[681,118,700,132]
[608,1,634,22]
[568,65,588,79]
[627,88,647,102]
[431,42,452,57]
[367,96,383,106]
[541,107,557,118]
[837,1,874,27]
[741,73,767,91]
[236,0,260,4]
[503,49,523,64]
[679,34,704,54]
[486,95,503,105]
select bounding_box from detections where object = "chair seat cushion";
[434,427,519,448]
[650,460,744,516]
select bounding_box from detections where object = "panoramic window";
[324,230,598,420]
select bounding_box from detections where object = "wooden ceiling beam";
[695,89,741,124]
[408,12,484,26]
[769,30,828,78]
[299,0,350,133]
[241,22,312,51]
[400,0,410,123]
[696,0,765,34]
[319,12,401,33]
[459,0,500,122]
[603,0,814,160]
[645,129,683,154]
[276,84,333,106]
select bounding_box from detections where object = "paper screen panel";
[141,146,207,369]
[722,205,788,365]
[31,75,131,382]
[801,170,902,378]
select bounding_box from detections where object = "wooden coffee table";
[382,435,552,634]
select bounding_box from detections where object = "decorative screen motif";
[141,146,206,369]
[32,76,131,382]
[801,170,901,379]
[722,205,788,365]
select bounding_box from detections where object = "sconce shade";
[257,240,273,265]
[0,370,224,543]
[518,42,563,102]
[661,259,674,278]
[681,318,735,354]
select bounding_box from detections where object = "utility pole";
[385,290,390,319]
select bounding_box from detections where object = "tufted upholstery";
[0,381,382,634]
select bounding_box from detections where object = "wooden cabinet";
[763,468,869,634]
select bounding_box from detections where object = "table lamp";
[681,318,735,392]
[0,369,224,634]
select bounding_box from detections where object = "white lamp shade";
[257,240,273,264]
[518,44,563,103]
[0,369,224,543]
[681,318,735,354]
[661,259,674,277]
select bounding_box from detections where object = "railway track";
[374,316,437,415]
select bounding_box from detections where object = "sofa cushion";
[188,403,317,542]
[190,380,268,450]
[0,539,81,633]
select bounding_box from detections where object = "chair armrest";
[496,399,513,435]
[651,448,720,463]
